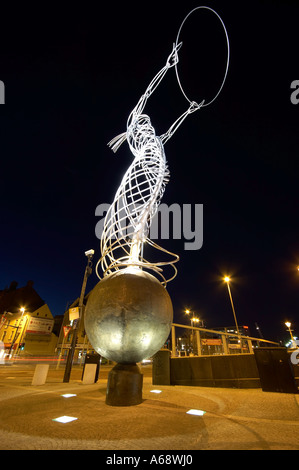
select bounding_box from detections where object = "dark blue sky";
[0,0,298,343]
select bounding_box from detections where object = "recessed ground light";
[52,416,78,423]
[150,390,162,394]
[61,394,77,398]
[186,409,206,416]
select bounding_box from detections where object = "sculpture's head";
[127,113,156,154]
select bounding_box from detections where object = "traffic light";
[19,343,25,351]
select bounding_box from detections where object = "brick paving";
[0,363,299,450]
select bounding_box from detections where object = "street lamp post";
[185,309,200,327]
[185,309,200,354]
[285,322,297,348]
[185,309,191,323]
[16,311,30,356]
[10,307,26,358]
[224,276,242,352]
[63,250,94,383]
[191,317,200,355]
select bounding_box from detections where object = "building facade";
[0,281,57,357]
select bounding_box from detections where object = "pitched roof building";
[0,281,57,357]
[0,280,45,314]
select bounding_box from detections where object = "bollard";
[81,353,101,382]
[82,363,97,384]
[31,364,49,386]
[152,349,171,385]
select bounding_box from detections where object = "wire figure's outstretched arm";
[129,42,183,121]
[108,43,183,153]
[160,100,205,145]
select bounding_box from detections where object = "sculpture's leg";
[106,363,143,406]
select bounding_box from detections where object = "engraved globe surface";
[84,269,173,364]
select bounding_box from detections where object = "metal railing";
[170,323,280,357]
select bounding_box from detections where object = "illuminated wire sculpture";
[175,6,230,107]
[95,7,230,286]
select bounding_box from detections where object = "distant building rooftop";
[0,280,45,315]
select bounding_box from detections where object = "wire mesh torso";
[98,111,179,285]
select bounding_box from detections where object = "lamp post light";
[10,307,26,358]
[285,322,297,349]
[191,317,200,355]
[16,309,30,356]
[184,309,192,352]
[185,309,200,354]
[223,276,242,352]
[63,249,94,383]
[185,309,200,327]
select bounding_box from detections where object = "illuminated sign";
[26,317,54,335]
[69,307,80,321]
[202,339,222,346]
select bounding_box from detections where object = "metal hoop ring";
[175,6,230,107]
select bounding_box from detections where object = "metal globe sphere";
[84,268,173,364]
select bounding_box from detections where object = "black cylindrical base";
[106,363,143,406]
[152,349,171,385]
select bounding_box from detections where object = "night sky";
[0,0,298,343]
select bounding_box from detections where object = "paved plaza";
[0,362,299,451]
